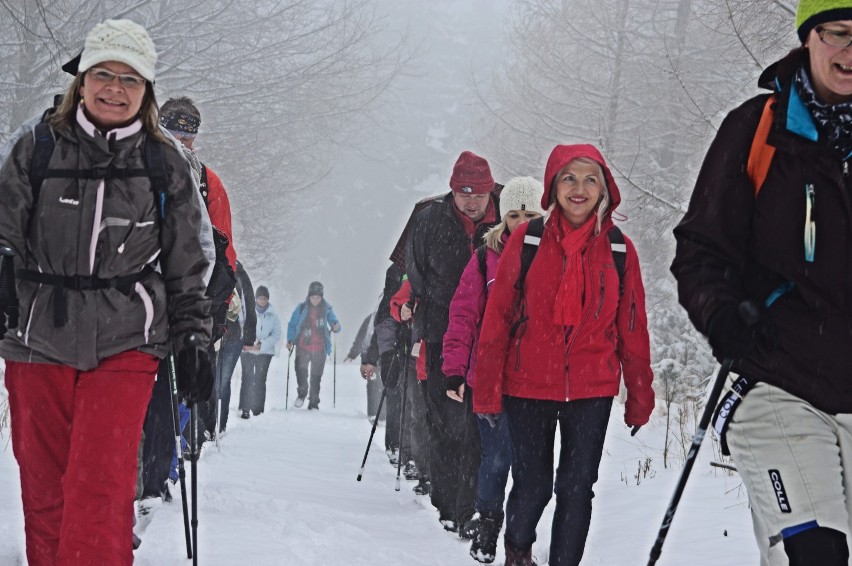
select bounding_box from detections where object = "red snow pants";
[5,350,158,566]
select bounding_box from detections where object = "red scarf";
[553,212,596,327]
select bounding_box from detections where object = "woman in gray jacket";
[0,19,212,566]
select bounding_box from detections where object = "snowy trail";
[1,357,759,565]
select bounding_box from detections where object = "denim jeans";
[215,337,244,431]
[504,395,612,566]
[476,407,512,514]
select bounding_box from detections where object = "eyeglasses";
[816,26,852,49]
[87,67,147,88]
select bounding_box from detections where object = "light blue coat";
[254,303,282,356]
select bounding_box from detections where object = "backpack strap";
[199,163,209,207]
[476,244,488,285]
[510,216,545,338]
[144,137,168,219]
[747,95,776,197]
[29,122,56,207]
[607,226,627,297]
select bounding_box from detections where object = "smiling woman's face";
[806,21,852,104]
[79,61,147,129]
[553,160,603,228]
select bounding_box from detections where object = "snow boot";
[240,409,250,419]
[403,460,419,481]
[504,540,537,566]
[440,515,458,533]
[293,397,305,408]
[459,512,480,540]
[413,476,431,495]
[386,447,399,465]
[469,510,503,563]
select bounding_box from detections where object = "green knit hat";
[796,0,852,42]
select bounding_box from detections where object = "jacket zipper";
[594,271,605,319]
[629,289,636,332]
[804,183,815,263]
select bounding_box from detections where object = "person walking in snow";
[347,312,386,423]
[0,19,212,566]
[443,177,544,563]
[473,145,654,566]
[406,150,500,533]
[286,281,341,409]
[671,3,852,564]
[239,285,281,418]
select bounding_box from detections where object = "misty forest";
[0,0,804,565]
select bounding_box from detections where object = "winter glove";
[176,334,214,403]
[477,413,501,429]
[705,300,779,361]
[0,248,18,339]
[446,375,465,393]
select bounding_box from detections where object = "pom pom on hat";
[796,0,852,42]
[78,19,157,83]
[498,176,546,218]
[449,151,495,195]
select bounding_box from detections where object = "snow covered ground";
[0,357,759,565]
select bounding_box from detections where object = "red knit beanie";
[449,151,494,194]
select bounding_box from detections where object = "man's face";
[256,296,269,308]
[452,192,490,222]
[309,295,322,306]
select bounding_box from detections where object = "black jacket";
[671,49,852,413]
[405,192,498,343]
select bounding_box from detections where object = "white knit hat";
[499,176,546,218]
[78,19,157,83]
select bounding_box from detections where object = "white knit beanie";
[499,176,546,218]
[78,19,157,83]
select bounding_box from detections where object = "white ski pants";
[727,381,852,566]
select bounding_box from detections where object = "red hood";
[542,144,621,214]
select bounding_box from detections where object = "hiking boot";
[386,448,399,465]
[307,403,319,410]
[469,511,503,564]
[240,410,250,419]
[413,476,431,496]
[504,541,537,566]
[439,515,458,533]
[293,397,305,408]
[458,512,480,540]
[402,460,419,481]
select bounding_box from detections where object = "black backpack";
[506,216,627,338]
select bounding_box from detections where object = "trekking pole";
[285,348,293,410]
[190,401,199,566]
[214,346,223,451]
[356,385,389,481]
[167,354,193,559]
[395,322,411,492]
[647,358,732,566]
[333,333,337,408]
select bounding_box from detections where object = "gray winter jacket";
[0,109,211,370]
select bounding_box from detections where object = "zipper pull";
[804,183,815,263]
[844,161,849,177]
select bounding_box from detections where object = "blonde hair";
[50,72,166,143]
[484,220,509,254]
[549,156,610,235]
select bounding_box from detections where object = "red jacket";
[204,166,237,271]
[390,278,428,381]
[472,145,654,426]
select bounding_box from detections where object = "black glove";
[446,375,465,393]
[0,248,19,340]
[706,300,779,361]
[176,334,214,403]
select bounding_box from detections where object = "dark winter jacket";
[405,192,498,343]
[442,235,504,386]
[286,299,341,356]
[0,109,211,369]
[348,314,372,360]
[473,145,654,427]
[223,260,256,347]
[671,49,852,414]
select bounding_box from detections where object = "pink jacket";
[442,236,504,386]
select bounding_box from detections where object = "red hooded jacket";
[472,145,654,426]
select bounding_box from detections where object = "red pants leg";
[6,361,77,566]
[7,351,157,566]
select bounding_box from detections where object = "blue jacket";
[253,303,282,356]
[287,299,341,356]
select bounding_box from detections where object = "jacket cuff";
[446,375,465,392]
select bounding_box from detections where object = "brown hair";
[49,71,167,143]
